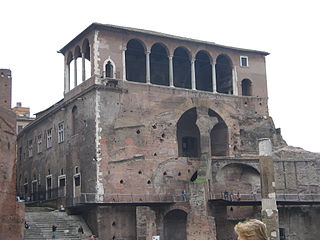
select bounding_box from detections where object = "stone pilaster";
[259,138,280,240]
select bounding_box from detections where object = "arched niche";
[164,209,187,240]
[216,163,260,193]
[173,47,191,89]
[195,50,212,92]
[125,39,146,83]
[176,108,200,157]
[216,54,233,94]
[150,43,169,86]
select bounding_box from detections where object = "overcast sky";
[1,0,319,152]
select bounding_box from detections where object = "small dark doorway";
[241,79,252,96]
[164,210,187,240]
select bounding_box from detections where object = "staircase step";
[24,207,93,240]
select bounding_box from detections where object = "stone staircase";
[24,207,93,240]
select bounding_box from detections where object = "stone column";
[146,50,151,84]
[81,52,86,82]
[191,59,196,90]
[232,67,238,95]
[211,62,217,93]
[196,107,219,180]
[122,47,127,81]
[64,57,70,94]
[188,183,216,240]
[259,138,280,240]
[74,57,77,87]
[169,55,174,87]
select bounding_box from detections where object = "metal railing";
[73,193,186,204]
[208,192,320,202]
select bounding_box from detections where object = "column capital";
[122,47,127,51]
[211,61,216,65]
[145,50,151,55]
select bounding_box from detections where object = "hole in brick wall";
[153,153,157,156]
[108,171,111,174]
[188,169,190,173]
[120,179,124,184]
[255,111,257,114]
[112,236,115,240]
[259,102,262,105]
[136,130,141,134]
[233,146,237,151]
[147,180,151,184]
[152,124,157,129]
[244,101,247,105]
[163,171,167,176]
[138,170,142,174]
[112,221,116,226]
[160,138,164,142]
[161,133,165,138]
[178,172,181,176]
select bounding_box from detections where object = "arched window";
[209,109,228,156]
[82,39,91,81]
[241,79,252,96]
[177,108,200,157]
[195,51,212,91]
[173,47,191,89]
[150,43,169,86]
[105,61,114,78]
[216,54,233,94]
[72,106,78,135]
[125,39,146,83]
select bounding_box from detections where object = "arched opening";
[82,39,91,81]
[195,51,212,91]
[67,52,74,89]
[74,46,82,86]
[173,47,191,89]
[125,39,146,83]
[105,61,114,78]
[150,43,169,86]
[241,79,252,96]
[72,106,78,135]
[216,54,233,94]
[208,109,228,156]
[177,108,200,157]
[164,209,187,240]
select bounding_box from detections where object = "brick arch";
[215,162,261,195]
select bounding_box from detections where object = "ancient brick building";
[0,69,24,240]
[16,24,320,240]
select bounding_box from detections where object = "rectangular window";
[28,140,33,157]
[47,128,52,148]
[58,122,64,143]
[240,56,249,67]
[37,134,42,153]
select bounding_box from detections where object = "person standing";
[78,225,84,239]
[52,224,57,239]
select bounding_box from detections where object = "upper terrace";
[59,23,269,99]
